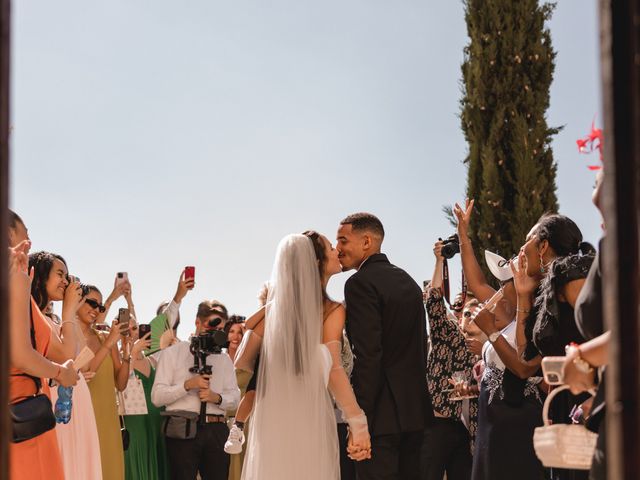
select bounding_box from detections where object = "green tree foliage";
[460,0,560,272]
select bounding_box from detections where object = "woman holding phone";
[79,278,132,480]
[122,293,170,479]
[29,251,103,480]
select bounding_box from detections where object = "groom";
[337,213,434,480]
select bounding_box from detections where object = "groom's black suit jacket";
[345,253,434,437]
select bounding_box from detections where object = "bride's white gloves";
[325,340,372,461]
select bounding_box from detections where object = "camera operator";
[151,300,240,480]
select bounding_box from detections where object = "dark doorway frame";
[599,0,640,479]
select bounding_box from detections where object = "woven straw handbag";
[533,385,598,470]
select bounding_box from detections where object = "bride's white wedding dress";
[240,234,366,480]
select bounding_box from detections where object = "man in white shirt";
[152,300,240,480]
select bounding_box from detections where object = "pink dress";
[49,323,103,480]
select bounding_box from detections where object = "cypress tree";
[460,0,560,271]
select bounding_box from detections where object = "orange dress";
[9,299,65,480]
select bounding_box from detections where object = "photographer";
[151,300,240,480]
[421,240,478,480]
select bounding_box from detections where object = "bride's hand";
[347,428,371,461]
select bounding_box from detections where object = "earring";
[539,253,545,273]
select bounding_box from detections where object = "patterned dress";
[424,288,479,449]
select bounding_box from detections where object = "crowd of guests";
[7,167,610,480]
[422,170,608,480]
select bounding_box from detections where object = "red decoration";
[576,119,603,170]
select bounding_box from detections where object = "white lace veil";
[242,234,339,480]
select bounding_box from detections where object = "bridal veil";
[241,234,339,480]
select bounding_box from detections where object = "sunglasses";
[85,298,106,313]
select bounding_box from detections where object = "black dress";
[526,253,595,480]
[471,321,545,480]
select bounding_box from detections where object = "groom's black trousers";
[355,430,423,480]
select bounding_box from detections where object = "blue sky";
[12,1,602,339]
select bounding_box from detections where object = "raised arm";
[46,279,84,363]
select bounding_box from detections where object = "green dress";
[124,364,169,480]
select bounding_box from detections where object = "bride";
[237,231,371,479]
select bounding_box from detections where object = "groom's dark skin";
[336,224,381,272]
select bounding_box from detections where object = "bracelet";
[123,356,131,363]
[516,307,531,314]
[459,240,472,247]
[60,320,76,328]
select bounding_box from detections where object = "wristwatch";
[488,331,501,343]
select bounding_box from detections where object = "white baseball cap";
[484,250,517,282]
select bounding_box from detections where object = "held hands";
[346,413,371,461]
[347,429,372,461]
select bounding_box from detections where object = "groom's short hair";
[341,212,385,240]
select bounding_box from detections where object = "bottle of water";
[54,385,74,424]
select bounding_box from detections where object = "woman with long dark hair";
[28,251,103,480]
[8,237,76,480]
[473,213,594,480]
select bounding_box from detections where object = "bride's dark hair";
[302,230,329,300]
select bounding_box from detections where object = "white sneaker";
[224,424,245,454]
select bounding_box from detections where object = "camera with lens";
[440,233,460,259]
[189,329,227,376]
[188,326,228,424]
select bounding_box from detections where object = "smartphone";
[116,272,128,286]
[138,324,151,338]
[68,275,81,284]
[541,356,566,385]
[118,308,131,336]
[185,266,195,282]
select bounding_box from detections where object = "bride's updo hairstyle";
[302,230,329,299]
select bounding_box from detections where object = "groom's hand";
[347,430,371,461]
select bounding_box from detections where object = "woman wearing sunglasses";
[29,251,103,480]
[79,280,132,480]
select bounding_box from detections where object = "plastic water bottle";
[54,385,74,424]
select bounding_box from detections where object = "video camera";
[188,322,228,425]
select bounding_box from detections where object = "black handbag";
[10,377,56,443]
[119,415,130,450]
[9,308,56,443]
